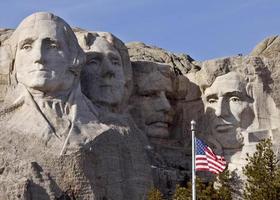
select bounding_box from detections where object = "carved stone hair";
[75,29,133,105]
[197,56,273,98]
[9,12,86,77]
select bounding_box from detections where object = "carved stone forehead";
[89,37,118,53]
[8,12,86,75]
[132,61,173,93]
[11,12,73,46]
[204,72,247,96]
[16,12,62,29]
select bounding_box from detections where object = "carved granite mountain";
[0,12,152,200]
[126,41,198,75]
[1,11,280,200]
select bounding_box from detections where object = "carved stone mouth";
[149,121,170,128]
[215,124,234,132]
[100,84,112,88]
[29,68,50,73]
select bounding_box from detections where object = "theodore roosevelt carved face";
[130,62,175,139]
[204,72,254,149]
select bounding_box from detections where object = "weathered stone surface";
[1,11,280,200]
[251,35,280,108]
[75,29,153,199]
[126,42,198,76]
[0,29,13,46]
[0,12,151,200]
[128,60,190,198]
[251,35,280,59]
[193,56,280,178]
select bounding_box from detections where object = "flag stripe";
[195,137,227,174]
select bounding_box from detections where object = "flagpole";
[191,120,196,200]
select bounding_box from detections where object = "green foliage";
[215,169,233,200]
[147,187,163,200]
[196,178,218,200]
[172,184,189,200]
[172,175,232,200]
[243,138,280,200]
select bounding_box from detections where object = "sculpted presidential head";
[130,61,175,139]
[9,12,85,94]
[75,30,132,111]
[204,72,255,149]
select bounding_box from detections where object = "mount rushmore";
[0,12,280,199]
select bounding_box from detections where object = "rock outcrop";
[0,11,280,200]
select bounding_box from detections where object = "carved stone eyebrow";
[107,52,121,60]
[43,38,59,44]
[206,94,218,101]
[86,52,103,63]
[224,91,244,98]
[18,37,36,48]
[206,91,245,102]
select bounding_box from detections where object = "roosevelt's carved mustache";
[146,113,173,125]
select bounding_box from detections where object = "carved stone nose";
[157,92,171,112]
[33,45,44,64]
[101,59,115,79]
[102,71,115,79]
[215,98,229,117]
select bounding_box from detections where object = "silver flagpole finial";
[191,120,196,131]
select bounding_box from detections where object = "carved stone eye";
[87,58,100,65]
[141,92,158,98]
[111,59,120,66]
[22,44,32,50]
[49,43,58,49]
[208,98,217,104]
[230,96,241,102]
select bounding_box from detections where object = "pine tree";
[215,169,233,200]
[196,178,217,200]
[147,187,163,200]
[172,169,235,199]
[173,177,218,200]
[172,184,189,200]
[243,138,280,200]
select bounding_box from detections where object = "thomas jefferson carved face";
[81,37,125,106]
[131,64,174,139]
[204,72,254,149]
[14,18,75,93]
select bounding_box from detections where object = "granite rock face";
[251,35,280,108]
[1,12,280,200]
[126,42,197,76]
[0,12,152,200]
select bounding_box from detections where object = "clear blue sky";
[1,0,280,61]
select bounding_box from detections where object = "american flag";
[195,137,227,174]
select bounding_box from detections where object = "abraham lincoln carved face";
[204,72,254,149]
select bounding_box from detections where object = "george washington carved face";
[13,13,80,94]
